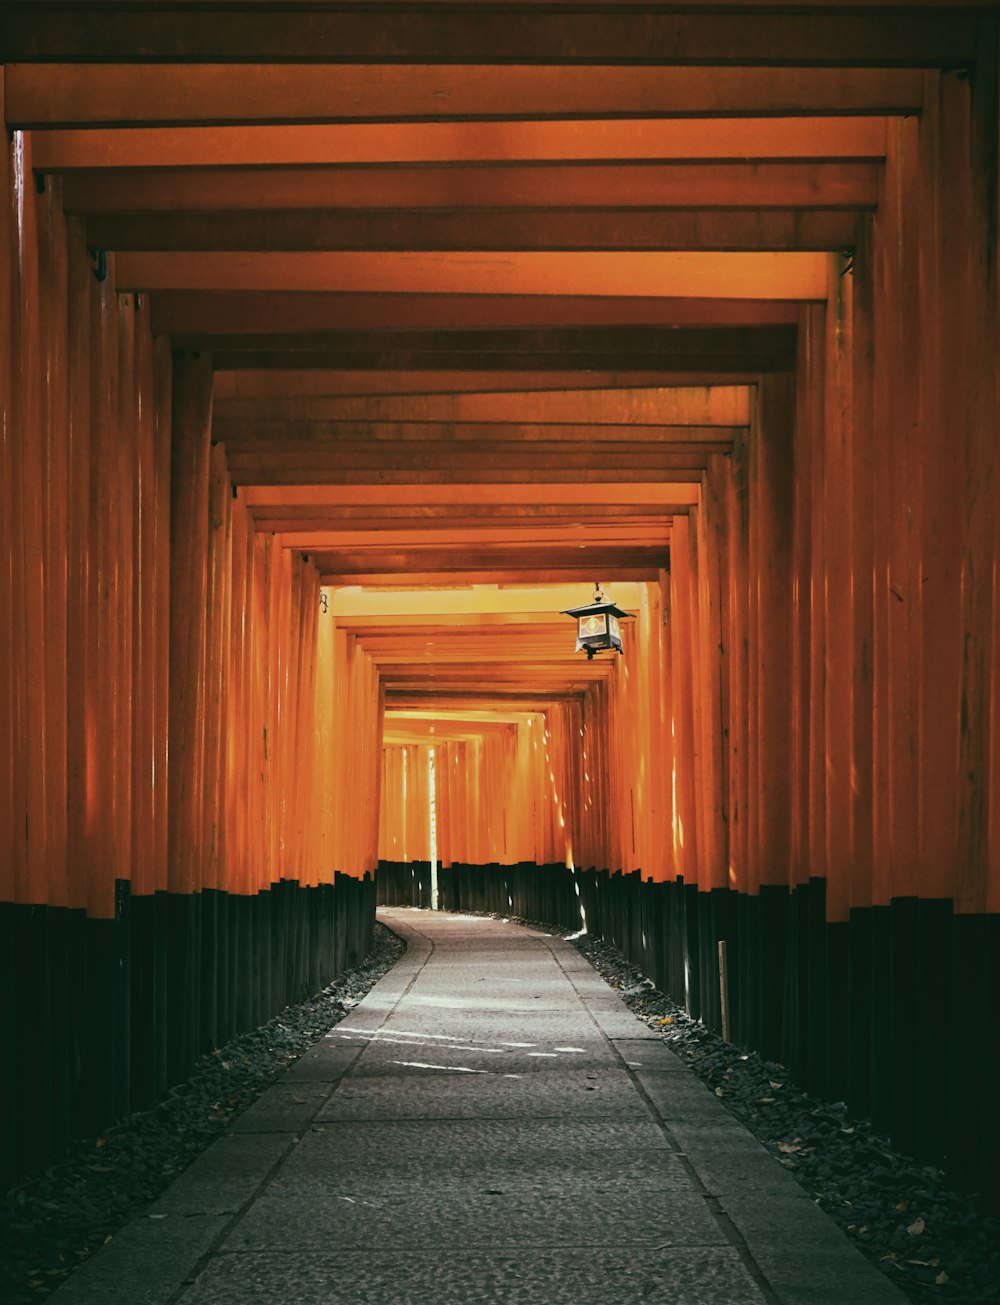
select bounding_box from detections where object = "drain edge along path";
[49,911,908,1305]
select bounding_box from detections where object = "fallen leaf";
[895,1201,909,1211]
[935,1271,949,1286]
[95,1137,107,1148]
[907,1217,925,1236]
[715,1087,725,1097]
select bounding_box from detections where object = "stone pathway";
[49,910,909,1304]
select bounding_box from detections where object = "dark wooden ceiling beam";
[321,569,658,586]
[196,324,795,353]
[213,420,742,444]
[2,8,980,67]
[311,545,667,572]
[384,693,594,709]
[173,325,796,374]
[90,209,861,255]
[212,368,753,400]
[62,163,879,213]
[158,294,800,337]
[211,352,778,373]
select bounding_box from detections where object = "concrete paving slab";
[232,1179,726,1250]
[226,1080,331,1132]
[281,1117,675,1169]
[149,1132,295,1214]
[50,908,909,1305]
[337,1034,619,1075]
[267,1149,694,1193]
[282,1040,364,1082]
[48,1212,233,1305]
[634,1066,752,1119]
[749,1245,915,1305]
[177,1247,770,1305]
[315,1066,648,1122]
[611,1039,690,1070]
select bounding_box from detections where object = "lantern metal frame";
[561,582,633,659]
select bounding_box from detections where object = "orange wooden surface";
[5,64,925,127]
[30,119,886,170]
[3,38,1000,940]
[0,77,16,908]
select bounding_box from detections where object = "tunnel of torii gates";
[1,2,1000,1207]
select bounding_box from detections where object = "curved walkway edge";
[49,910,909,1305]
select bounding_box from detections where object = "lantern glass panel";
[579,613,608,638]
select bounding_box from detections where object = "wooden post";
[718,940,731,1043]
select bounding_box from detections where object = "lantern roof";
[561,583,634,622]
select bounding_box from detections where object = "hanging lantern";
[562,582,632,659]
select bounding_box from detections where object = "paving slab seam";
[161,1132,306,1304]
[164,917,438,1301]
[542,934,786,1305]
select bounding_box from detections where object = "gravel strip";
[572,930,1000,1305]
[0,923,406,1305]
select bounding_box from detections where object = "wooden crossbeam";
[322,568,659,585]
[115,250,828,298]
[224,446,715,472]
[4,65,925,126]
[223,386,752,425]
[328,585,644,618]
[31,119,888,168]
[290,525,670,548]
[261,508,678,532]
[212,370,752,401]
[244,483,700,506]
[231,468,704,487]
